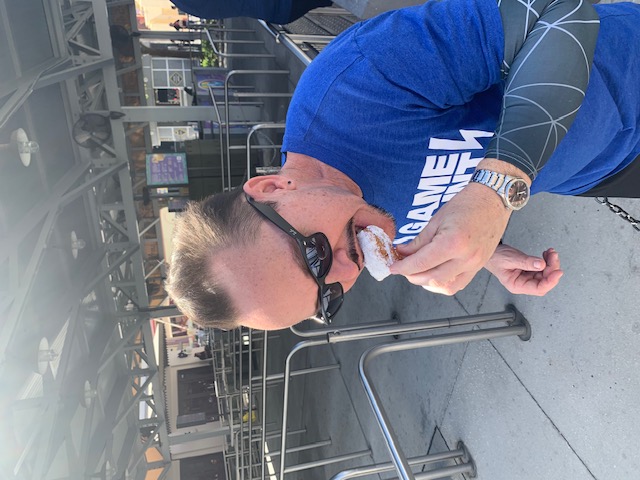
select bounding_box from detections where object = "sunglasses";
[245,194,344,324]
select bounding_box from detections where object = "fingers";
[392,187,512,294]
[395,224,438,257]
[531,269,564,296]
[404,261,476,295]
[542,248,561,271]
[420,272,475,295]
[390,237,455,277]
[513,263,564,296]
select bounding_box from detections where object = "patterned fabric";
[489,0,599,179]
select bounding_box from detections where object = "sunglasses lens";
[246,196,344,323]
[320,283,344,320]
[306,234,331,278]
[314,236,330,261]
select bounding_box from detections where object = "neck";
[281,152,363,197]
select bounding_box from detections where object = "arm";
[390,0,599,295]
[489,0,600,179]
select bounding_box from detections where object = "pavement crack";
[488,340,599,480]
[438,340,470,427]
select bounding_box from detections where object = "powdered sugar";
[357,225,400,281]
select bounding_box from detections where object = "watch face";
[506,179,530,210]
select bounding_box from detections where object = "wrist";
[485,246,504,274]
[477,158,532,187]
[470,159,531,211]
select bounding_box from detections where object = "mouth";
[349,219,364,270]
[350,204,396,269]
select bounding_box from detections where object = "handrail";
[207,85,228,191]
[258,20,315,67]
[204,27,275,59]
[330,444,473,480]
[358,312,530,479]
[289,318,400,338]
[279,307,530,479]
[256,20,339,67]
[246,123,285,181]
[224,70,289,188]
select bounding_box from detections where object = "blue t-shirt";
[282,0,640,244]
[171,0,292,24]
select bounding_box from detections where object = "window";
[177,365,219,422]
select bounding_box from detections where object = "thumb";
[501,245,545,271]
[524,255,545,271]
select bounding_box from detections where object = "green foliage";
[199,19,222,67]
[200,39,219,67]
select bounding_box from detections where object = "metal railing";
[275,306,530,479]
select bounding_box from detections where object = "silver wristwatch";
[470,169,530,210]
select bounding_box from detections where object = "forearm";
[487,0,600,180]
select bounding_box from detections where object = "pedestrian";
[170,0,333,25]
[166,0,640,331]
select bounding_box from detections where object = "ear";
[244,175,295,199]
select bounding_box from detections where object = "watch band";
[471,169,511,193]
[470,169,530,210]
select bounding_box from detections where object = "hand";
[485,244,563,296]
[390,182,512,295]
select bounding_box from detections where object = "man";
[166,0,640,331]
[170,0,333,25]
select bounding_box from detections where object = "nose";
[326,248,361,291]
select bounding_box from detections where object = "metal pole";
[208,85,227,191]
[280,311,499,478]
[251,364,340,385]
[144,259,165,280]
[253,428,306,442]
[267,439,332,457]
[248,329,254,479]
[224,76,231,190]
[283,450,372,475]
[329,447,466,479]
[278,338,325,478]
[204,28,275,59]
[415,462,476,480]
[290,318,401,338]
[224,70,289,188]
[138,217,160,237]
[326,310,519,344]
[235,429,241,480]
[239,329,245,479]
[256,20,313,67]
[261,331,269,480]
[278,308,528,479]
[246,123,285,182]
[359,322,529,480]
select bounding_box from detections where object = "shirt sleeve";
[353,0,506,109]
[486,0,600,179]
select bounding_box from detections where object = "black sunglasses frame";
[245,194,344,324]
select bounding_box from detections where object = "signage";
[146,153,189,186]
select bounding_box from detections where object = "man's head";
[167,157,395,331]
[165,188,261,330]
